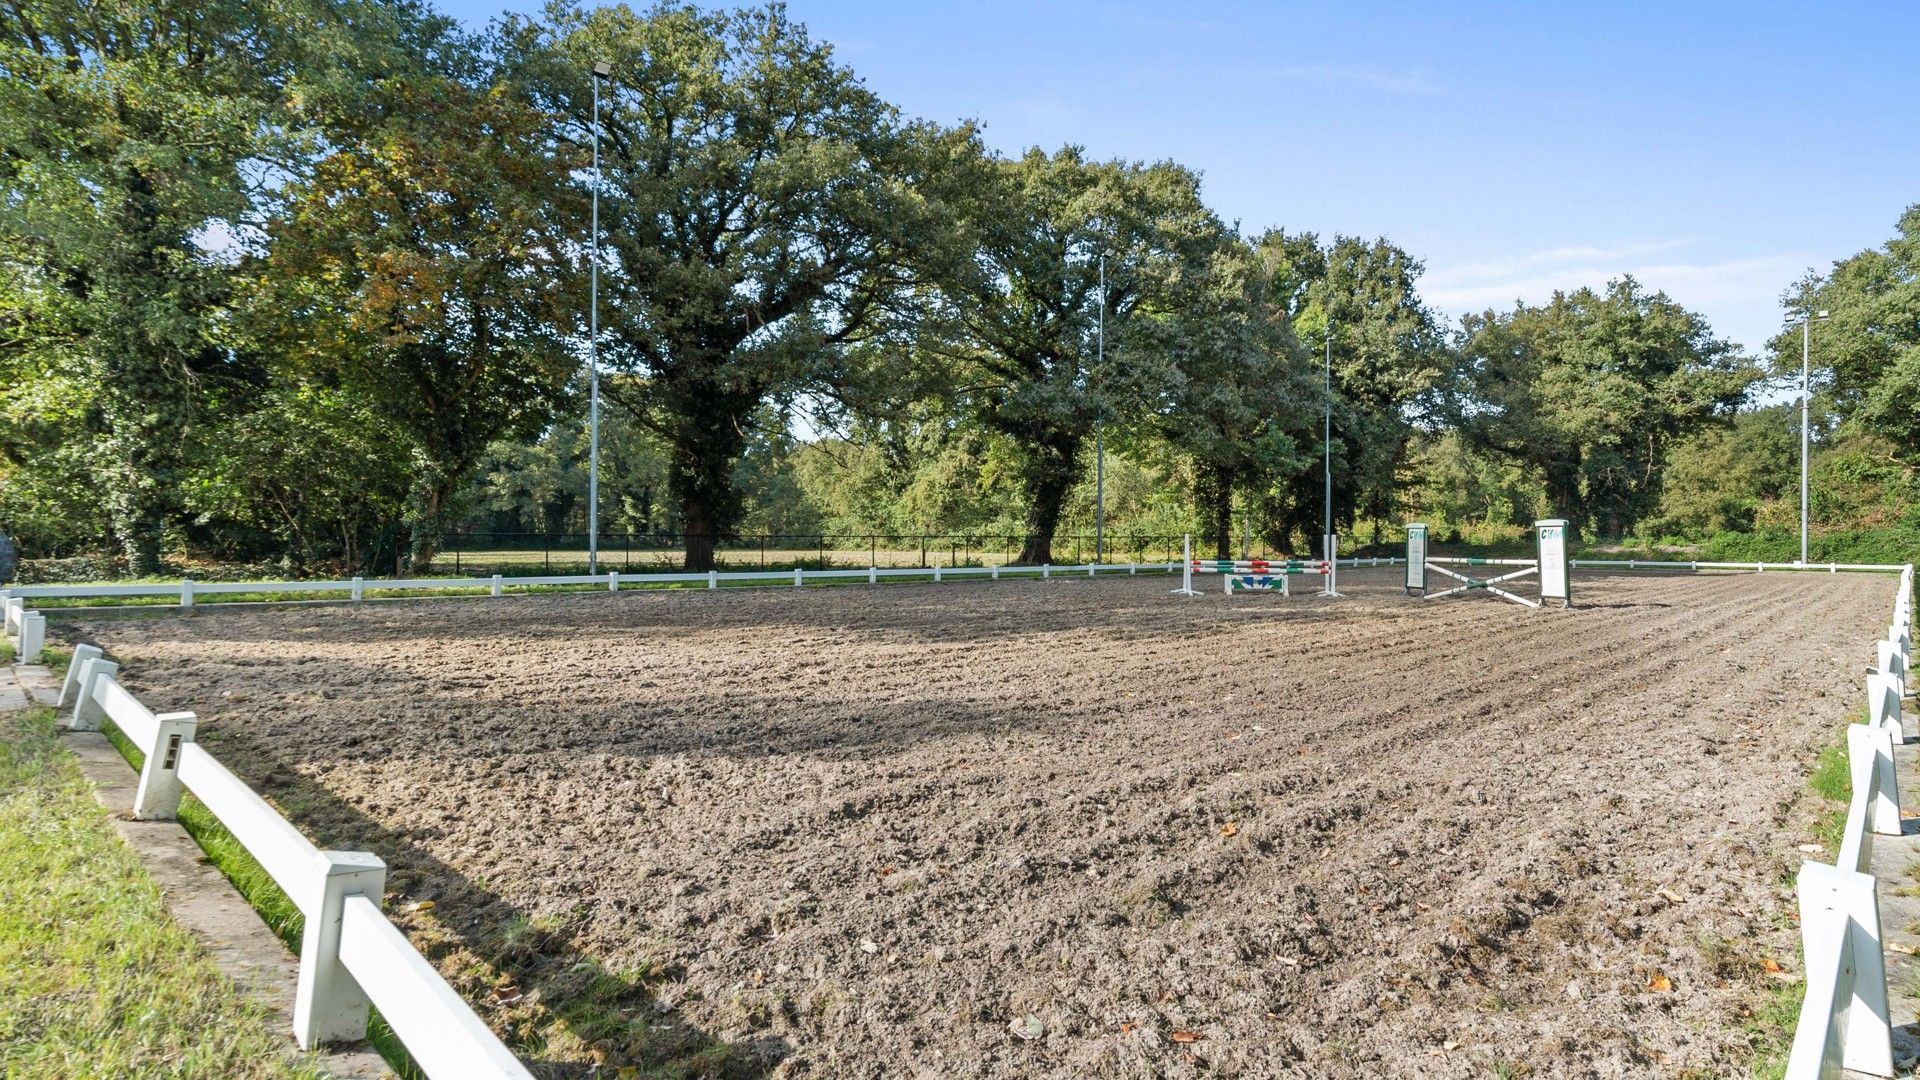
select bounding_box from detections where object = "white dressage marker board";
[1405,523,1428,595]
[1537,519,1571,608]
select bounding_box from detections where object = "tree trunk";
[1196,464,1234,559]
[682,495,718,572]
[406,478,455,576]
[117,497,167,577]
[666,407,751,573]
[1014,435,1081,565]
[1544,458,1582,539]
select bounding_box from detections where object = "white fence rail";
[1786,563,1913,1079]
[36,613,529,1078]
[2,560,1191,606]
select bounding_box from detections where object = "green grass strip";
[0,706,328,1080]
[98,722,427,1079]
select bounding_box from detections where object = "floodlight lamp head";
[593,60,612,78]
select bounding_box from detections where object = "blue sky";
[446,0,1920,363]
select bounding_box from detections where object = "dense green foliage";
[1,0,1914,573]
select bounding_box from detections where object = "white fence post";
[350,576,364,601]
[933,564,941,583]
[18,611,45,662]
[991,565,999,580]
[1861,723,1903,839]
[132,711,197,820]
[58,644,103,708]
[294,851,388,1048]
[609,570,620,592]
[708,570,718,590]
[1877,640,1907,698]
[70,660,120,731]
[1868,672,1904,735]
[1042,564,1050,579]
[1788,861,1894,1077]
[868,566,877,585]
[181,579,194,608]
[490,574,503,597]
[4,594,22,636]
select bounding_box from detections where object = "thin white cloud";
[1423,251,1804,312]
[1269,64,1442,96]
[1422,242,1818,354]
[1431,238,1697,286]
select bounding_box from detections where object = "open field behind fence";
[434,532,1198,575]
[17,566,1901,1079]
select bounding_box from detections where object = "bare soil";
[63,569,1891,1078]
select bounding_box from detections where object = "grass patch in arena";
[0,706,326,1080]
[1805,714,1864,854]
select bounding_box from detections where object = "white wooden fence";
[3,561,1186,607]
[1785,563,1914,1079]
[4,593,46,660]
[7,561,1918,1075]
[45,633,531,1079]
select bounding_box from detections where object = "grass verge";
[99,721,426,1079]
[0,706,326,1080]
[1740,713,1866,1078]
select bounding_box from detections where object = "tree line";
[3,0,1915,576]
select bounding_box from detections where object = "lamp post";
[1323,316,1333,559]
[587,60,610,574]
[1094,253,1105,565]
[1798,308,1830,565]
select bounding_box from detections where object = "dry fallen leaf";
[1221,822,1239,837]
[1010,1015,1045,1040]
[1647,973,1673,992]
[1170,1029,1204,1043]
[1119,1021,1137,1034]
[491,984,523,1005]
[1762,957,1783,973]
[410,900,436,913]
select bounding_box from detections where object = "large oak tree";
[508,1,971,570]
[1448,278,1754,539]
[939,146,1222,564]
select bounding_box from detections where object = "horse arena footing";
[52,568,1899,1078]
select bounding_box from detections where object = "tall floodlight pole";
[587,61,610,574]
[1095,253,1105,564]
[1799,308,1830,565]
[1323,317,1333,558]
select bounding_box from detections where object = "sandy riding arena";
[65,568,1887,1078]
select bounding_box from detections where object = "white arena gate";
[1405,520,1571,609]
